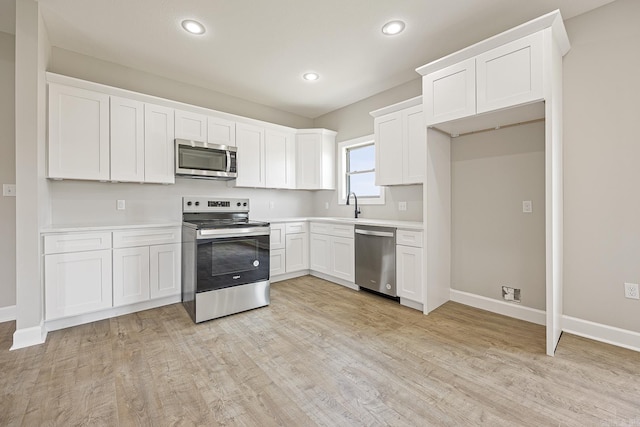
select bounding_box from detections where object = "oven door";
[175,139,237,179]
[196,232,269,292]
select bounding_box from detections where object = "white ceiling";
[1,0,616,118]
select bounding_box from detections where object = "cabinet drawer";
[397,230,423,248]
[310,222,330,235]
[113,227,181,248]
[285,222,308,234]
[44,232,112,254]
[330,224,354,238]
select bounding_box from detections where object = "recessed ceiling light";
[181,20,205,35]
[382,20,406,36]
[303,72,319,81]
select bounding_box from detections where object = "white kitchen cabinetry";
[207,116,236,146]
[44,232,113,320]
[110,96,144,182]
[235,123,266,187]
[265,129,296,189]
[144,104,175,184]
[113,246,150,306]
[149,243,182,299]
[175,110,207,141]
[421,32,543,125]
[270,222,309,280]
[396,230,424,306]
[270,224,286,276]
[295,129,336,190]
[309,222,354,284]
[48,83,110,180]
[371,98,426,186]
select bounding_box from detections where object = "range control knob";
[237,202,241,207]
[186,201,192,206]
[195,201,200,206]
[243,202,247,206]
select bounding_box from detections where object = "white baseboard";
[309,271,358,291]
[450,289,546,326]
[400,298,423,312]
[271,270,309,283]
[11,322,47,350]
[45,294,181,332]
[0,305,16,323]
[562,315,640,353]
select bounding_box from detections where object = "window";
[338,135,385,205]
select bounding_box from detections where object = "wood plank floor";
[1,276,639,426]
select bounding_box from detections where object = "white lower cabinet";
[396,230,424,304]
[270,222,309,277]
[43,227,181,322]
[285,232,309,272]
[270,248,286,276]
[309,222,355,283]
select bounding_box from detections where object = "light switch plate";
[522,200,532,213]
[117,200,125,210]
[398,202,407,211]
[2,184,16,197]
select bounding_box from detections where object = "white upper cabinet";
[175,110,207,141]
[420,32,544,126]
[110,96,145,182]
[295,129,336,190]
[265,129,296,189]
[371,98,426,186]
[144,104,175,184]
[48,83,110,180]
[235,123,266,187]
[207,116,236,147]
[476,32,543,114]
[423,58,476,126]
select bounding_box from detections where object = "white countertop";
[41,221,182,233]
[261,217,424,230]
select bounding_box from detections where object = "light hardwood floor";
[1,276,639,426]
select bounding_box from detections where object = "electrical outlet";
[116,200,125,210]
[2,184,16,197]
[522,200,532,213]
[624,283,639,300]
[502,286,521,303]
[269,201,275,209]
[325,202,329,209]
[398,202,407,211]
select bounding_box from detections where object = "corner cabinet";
[421,32,544,125]
[295,129,337,190]
[371,97,426,186]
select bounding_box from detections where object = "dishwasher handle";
[355,228,395,238]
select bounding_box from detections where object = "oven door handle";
[197,227,270,239]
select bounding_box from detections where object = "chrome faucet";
[346,192,361,218]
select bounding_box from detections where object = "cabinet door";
[295,133,321,189]
[265,129,296,189]
[374,111,403,186]
[270,224,286,250]
[270,248,286,276]
[397,245,423,303]
[423,58,476,125]
[175,110,207,141]
[403,105,426,184]
[309,233,330,274]
[113,247,150,306]
[235,123,266,187]
[330,236,355,282]
[286,233,309,272]
[144,104,175,184]
[150,243,181,299]
[110,96,145,182]
[207,116,236,146]
[44,249,112,320]
[48,84,110,180]
[476,32,543,114]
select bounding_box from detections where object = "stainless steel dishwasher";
[355,225,397,297]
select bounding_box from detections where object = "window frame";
[337,134,385,206]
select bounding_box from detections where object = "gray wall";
[313,79,423,222]
[451,122,545,310]
[563,0,640,331]
[0,31,15,309]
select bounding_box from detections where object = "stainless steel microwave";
[175,139,237,180]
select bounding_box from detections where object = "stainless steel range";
[181,197,270,323]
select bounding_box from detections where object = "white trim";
[0,305,16,323]
[400,298,423,312]
[270,270,309,283]
[11,322,47,350]
[562,315,640,353]
[337,135,385,206]
[310,271,358,291]
[45,295,181,332]
[450,289,546,326]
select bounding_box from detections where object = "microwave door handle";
[226,150,231,173]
